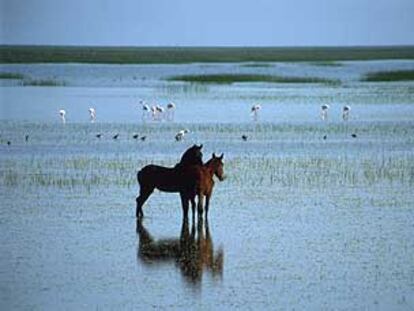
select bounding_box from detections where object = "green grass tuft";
[362,70,414,82]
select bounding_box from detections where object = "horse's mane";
[175,145,203,168]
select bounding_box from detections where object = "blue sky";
[1,0,413,46]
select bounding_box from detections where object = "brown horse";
[182,153,225,219]
[135,144,203,218]
[136,217,223,284]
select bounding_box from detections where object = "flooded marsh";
[1,59,414,310]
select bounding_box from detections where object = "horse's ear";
[212,152,216,158]
[198,144,203,150]
[219,153,224,160]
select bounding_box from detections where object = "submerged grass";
[362,70,414,82]
[167,74,340,85]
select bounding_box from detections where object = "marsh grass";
[309,61,343,67]
[1,152,412,191]
[2,46,414,64]
[240,63,274,68]
[167,74,340,85]
[0,72,25,79]
[362,70,414,82]
[22,78,66,86]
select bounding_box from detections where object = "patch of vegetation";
[167,74,340,85]
[362,70,414,82]
[22,78,65,86]
[240,63,274,68]
[0,72,25,79]
[309,61,343,67]
[1,46,414,64]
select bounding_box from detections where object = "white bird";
[155,105,164,121]
[88,107,96,123]
[251,104,261,121]
[59,109,66,123]
[320,104,330,121]
[175,129,190,141]
[166,102,176,121]
[140,100,151,121]
[150,105,157,121]
[342,105,351,121]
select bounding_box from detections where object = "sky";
[1,0,413,46]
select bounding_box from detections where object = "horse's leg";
[136,187,154,218]
[180,192,189,220]
[205,194,211,219]
[197,194,204,219]
[190,196,196,222]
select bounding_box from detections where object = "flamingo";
[166,102,176,121]
[140,100,150,121]
[150,105,157,121]
[88,107,96,123]
[59,109,66,123]
[320,104,330,121]
[342,105,351,121]
[155,105,164,121]
[251,104,261,121]
[175,129,190,141]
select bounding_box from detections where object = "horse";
[135,144,203,219]
[182,153,225,219]
[136,217,223,284]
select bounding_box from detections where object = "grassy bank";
[167,74,339,84]
[362,70,414,82]
[1,45,414,64]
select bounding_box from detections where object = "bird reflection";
[136,217,223,285]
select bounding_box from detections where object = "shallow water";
[1,61,414,310]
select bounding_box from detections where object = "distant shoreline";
[1,45,414,64]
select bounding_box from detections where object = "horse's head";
[210,153,225,181]
[179,144,203,166]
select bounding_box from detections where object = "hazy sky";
[1,0,413,46]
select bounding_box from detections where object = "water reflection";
[136,217,223,285]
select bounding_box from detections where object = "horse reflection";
[136,217,223,284]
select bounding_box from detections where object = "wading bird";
[166,102,176,121]
[25,135,29,142]
[88,107,96,123]
[155,105,164,121]
[140,136,147,141]
[59,109,66,123]
[342,105,351,121]
[133,133,139,139]
[113,133,119,140]
[320,104,330,121]
[96,133,102,139]
[251,104,261,121]
[242,135,248,141]
[175,129,190,141]
[140,100,151,121]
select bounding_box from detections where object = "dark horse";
[182,153,225,219]
[136,217,223,284]
[135,144,203,218]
